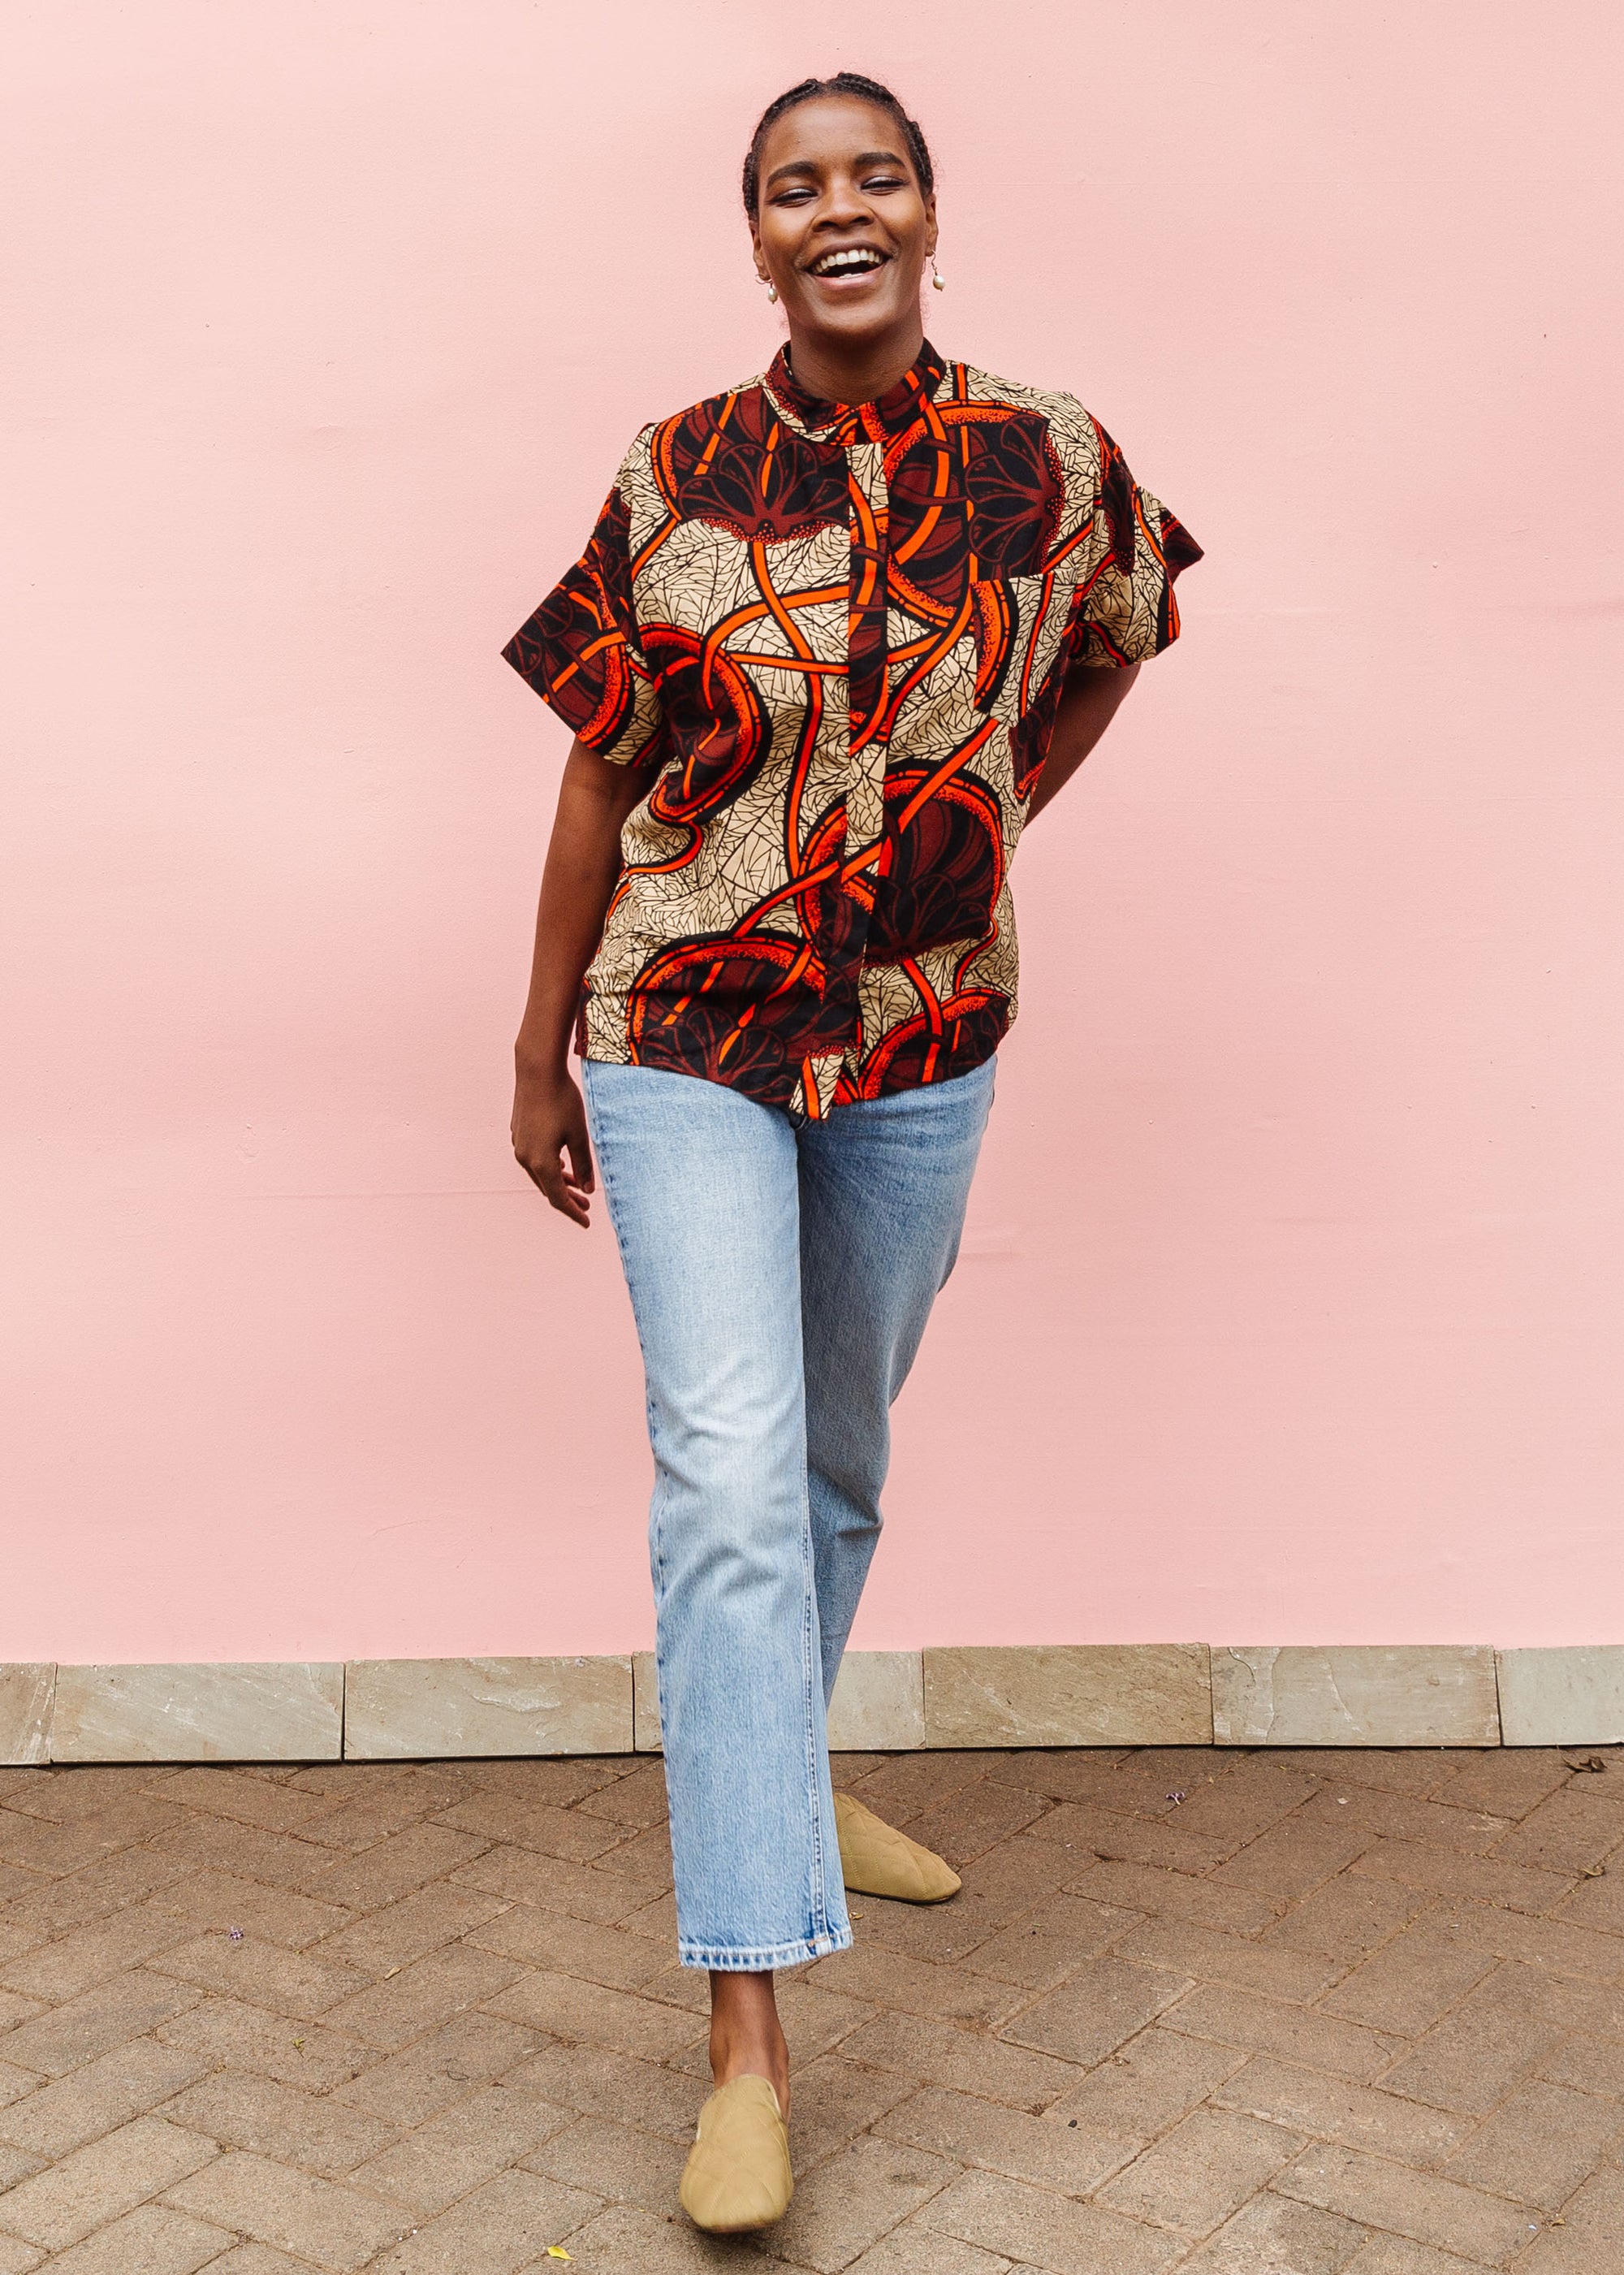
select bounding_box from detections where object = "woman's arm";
[512,740,654,1226]
[1025,660,1142,820]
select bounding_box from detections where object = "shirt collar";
[764,339,948,444]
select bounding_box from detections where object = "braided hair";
[742,73,935,217]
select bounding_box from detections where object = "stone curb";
[4,1644,1622,1762]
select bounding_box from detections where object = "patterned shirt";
[503,342,1199,1118]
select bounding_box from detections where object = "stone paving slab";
[0,1744,1619,2269]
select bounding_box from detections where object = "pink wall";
[5,3,1622,1665]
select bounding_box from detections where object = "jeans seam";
[801,1492,829,1944]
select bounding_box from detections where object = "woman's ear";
[749,221,771,286]
[922,194,939,264]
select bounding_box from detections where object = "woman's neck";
[782,316,927,407]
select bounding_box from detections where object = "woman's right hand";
[512,1058,595,1227]
[509,738,654,1228]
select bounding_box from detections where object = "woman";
[505,71,1199,2233]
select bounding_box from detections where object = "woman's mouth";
[807,247,889,279]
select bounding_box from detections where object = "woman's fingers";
[512,1074,594,1226]
[529,1144,590,1225]
[524,1133,585,1221]
[564,1125,595,1196]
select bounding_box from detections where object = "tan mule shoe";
[834,1791,961,1904]
[679,2074,793,2233]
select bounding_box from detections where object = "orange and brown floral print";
[503,343,1199,1118]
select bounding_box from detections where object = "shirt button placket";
[844,438,891,867]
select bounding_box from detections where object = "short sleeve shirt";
[503,342,1200,1118]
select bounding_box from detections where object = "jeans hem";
[678,1924,854,1972]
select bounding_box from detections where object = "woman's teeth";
[812,249,884,276]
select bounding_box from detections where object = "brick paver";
[0,1745,1618,2269]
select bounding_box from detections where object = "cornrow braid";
[742,72,935,217]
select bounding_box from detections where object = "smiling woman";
[744,72,940,398]
[502,70,1199,2235]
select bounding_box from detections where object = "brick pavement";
[0,1744,1620,2271]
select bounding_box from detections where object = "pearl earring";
[765,278,779,304]
[931,259,945,292]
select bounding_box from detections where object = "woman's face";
[750,96,937,357]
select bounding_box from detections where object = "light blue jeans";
[581,1054,995,1970]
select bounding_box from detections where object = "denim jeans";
[581,1054,996,1970]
